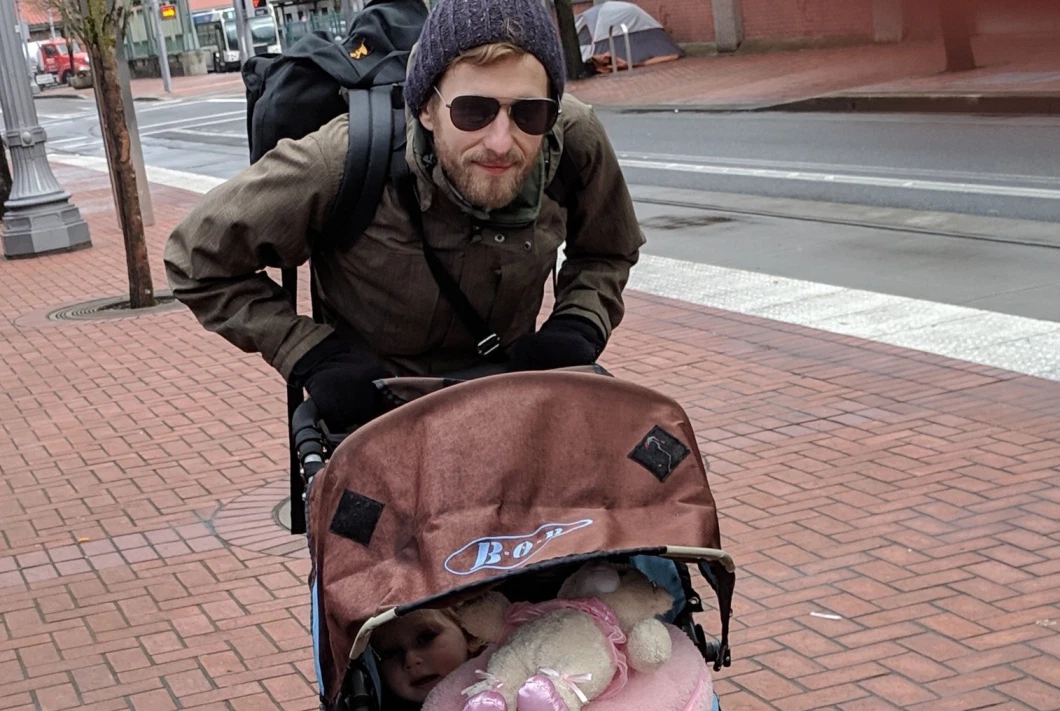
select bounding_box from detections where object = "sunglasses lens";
[510,99,559,135]
[449,96,501,131]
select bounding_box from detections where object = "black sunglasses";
[433,87,560,136]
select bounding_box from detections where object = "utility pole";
[553,0,590,81]
[147,0,173,94]
[0,0,91,257]
[232,0,252,63]
[939,0,976,73]
[340,0,356,34]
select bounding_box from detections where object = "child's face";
[374,609,471,703]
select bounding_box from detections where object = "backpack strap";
[395,175,506,362]
[326,84,402,247]
[545,149,583,216]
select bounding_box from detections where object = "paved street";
[26,94,1060,221]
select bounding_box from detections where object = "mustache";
[462,148,525,167]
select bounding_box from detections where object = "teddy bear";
[451,561,675,711]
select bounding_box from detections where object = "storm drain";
[47,290,182,321]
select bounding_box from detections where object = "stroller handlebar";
[290,363,514,486]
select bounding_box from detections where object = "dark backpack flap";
[340,0,429,81]
[243,0,429,164]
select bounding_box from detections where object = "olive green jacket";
[163,95,644,378]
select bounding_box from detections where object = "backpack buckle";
[477,334,501,357]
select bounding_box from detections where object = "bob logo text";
[444,519,595,576]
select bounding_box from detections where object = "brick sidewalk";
[1,166,1058,710]
[34,34,1060,110]
[569,35,1060,109]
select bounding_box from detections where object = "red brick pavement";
[568,35,1060,108]
[1,166,1058,709]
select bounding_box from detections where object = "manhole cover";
[47,290,182,321]
[211,482,307,559]
[274,498,292,530]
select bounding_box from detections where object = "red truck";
[28,39,92,84]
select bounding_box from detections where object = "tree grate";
[47,291,182,321]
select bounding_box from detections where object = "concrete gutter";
[597,93,1060,115]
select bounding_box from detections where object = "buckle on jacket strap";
[477,334,501,357]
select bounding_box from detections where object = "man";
[164,0,644,433]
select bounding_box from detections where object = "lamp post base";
[2,198,91,258]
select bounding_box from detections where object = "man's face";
[420,53,551,211]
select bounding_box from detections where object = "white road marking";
[167,128,247,139]
[618,157,1060,201]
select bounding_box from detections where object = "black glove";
[289,336,394,433]
[506,314,606,372]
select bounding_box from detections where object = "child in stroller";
[372,607,486,708]
[294,368,735,710]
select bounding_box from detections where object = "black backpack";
[242,0,429,250]
[241,0,582,534]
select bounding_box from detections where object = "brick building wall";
[565,0,1058,47]
[904,0,1060,38]
[740,0,874,41]
[973,0,1060,34]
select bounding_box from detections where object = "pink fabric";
[425,625,714,711]
[500,599,628,700]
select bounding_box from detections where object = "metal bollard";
[621,23,633,73]
[608,24,634,75]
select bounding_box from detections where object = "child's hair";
[437,607,490,655]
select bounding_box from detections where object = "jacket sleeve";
[552,98,645,340]
[163,117,348,380]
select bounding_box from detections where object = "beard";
[433,132,537,211]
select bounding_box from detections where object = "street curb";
[32,93,88,101]
[775,93,1060,115]
[595,102,783,114]
[595,94,1060,115]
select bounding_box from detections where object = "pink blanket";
[423,625,714,711]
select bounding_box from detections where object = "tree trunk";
[938,0,976,72]
[553,0,591,81]
[0,142,11,221]
[90,42,156,308]
[63,27,75,82]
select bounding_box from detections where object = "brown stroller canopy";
[308,370,731,700]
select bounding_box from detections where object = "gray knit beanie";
[404,0,567,117]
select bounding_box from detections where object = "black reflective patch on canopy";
[629,426,690,482]
[329,489,384,546]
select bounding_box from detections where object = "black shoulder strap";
[395,176,505,362]
[544,149,582,210]
[327,84,407,248]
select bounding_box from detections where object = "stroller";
[291,366,736,710]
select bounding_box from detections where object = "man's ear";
[419,100,436,132]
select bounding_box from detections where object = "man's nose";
[482,110,515,156]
